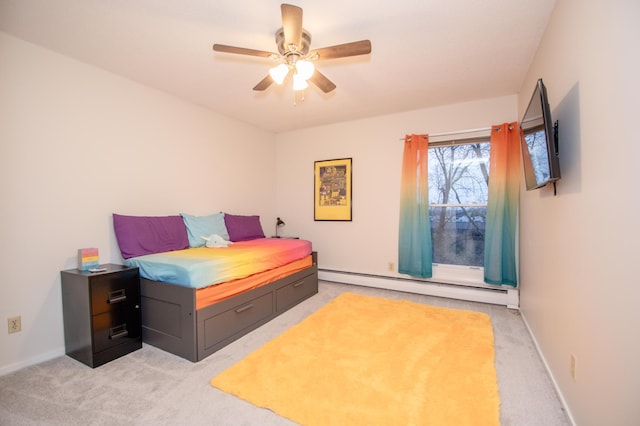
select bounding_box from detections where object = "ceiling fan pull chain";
[293,89,306,106]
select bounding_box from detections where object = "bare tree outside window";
[428,142,490,267]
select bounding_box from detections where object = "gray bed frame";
[139,252,318,362]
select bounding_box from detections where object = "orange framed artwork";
[314,158,352,221]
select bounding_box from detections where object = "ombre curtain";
[484,122,520,286]
[398,134,432,278]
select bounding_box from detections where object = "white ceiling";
[0,0,556,133]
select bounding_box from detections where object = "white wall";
[0,32,277,373]
[275,96,517,277]
[7,1,639,420]
[518,0,640,424]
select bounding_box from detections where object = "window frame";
[426,135,491,285]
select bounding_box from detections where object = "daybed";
[113,212,318,362]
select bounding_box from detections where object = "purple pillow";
[113,214,189,259]
[224,214,265,242]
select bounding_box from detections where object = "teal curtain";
[484,123,520,286]
[398,134,432,278]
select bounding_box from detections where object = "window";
[428,140,490,268]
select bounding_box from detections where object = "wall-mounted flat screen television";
[520,78,560,191]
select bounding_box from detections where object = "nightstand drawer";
[92,309,141,353]
[91,269,140,315]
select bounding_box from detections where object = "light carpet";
[211,292,500,425]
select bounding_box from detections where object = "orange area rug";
[210,292,500,425]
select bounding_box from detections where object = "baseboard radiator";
[318,269,519,309]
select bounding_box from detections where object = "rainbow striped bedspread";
[125,238,312,289]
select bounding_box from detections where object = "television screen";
[520,79,560,191]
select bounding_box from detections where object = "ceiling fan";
[212,3,372,93]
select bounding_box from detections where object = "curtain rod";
[400,126,492,141]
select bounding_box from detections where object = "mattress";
[195,255,313,309]
[125,238,312,289]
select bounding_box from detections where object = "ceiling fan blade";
[253,75,274,91]
[281,4,303,51]
[213,44,275,58]
[310,40,372,60]
[309,70,337,93]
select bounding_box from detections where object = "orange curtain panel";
[484,122,520,286]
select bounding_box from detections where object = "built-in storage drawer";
[202,292,274,350]
[276,271,318,312]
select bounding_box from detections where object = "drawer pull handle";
[235,303,254,314]
[109,324,128,340]
[108,289,127,304]
[293,280,305,288]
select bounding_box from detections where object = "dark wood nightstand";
[61,264,142,367]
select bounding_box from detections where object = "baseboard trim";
[0,347,66,377]
[520,311,577,425]
[319,269,519,308]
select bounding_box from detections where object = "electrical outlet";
[388,262,395,272]
[570,354,576,381]
[8,316,21,334]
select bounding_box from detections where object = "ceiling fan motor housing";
[275,27,311,57]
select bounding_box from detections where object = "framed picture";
[314,158,352,221]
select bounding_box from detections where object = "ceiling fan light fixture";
[295,59,315,80]
[292,73,309,91]
[269,63,290,85]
